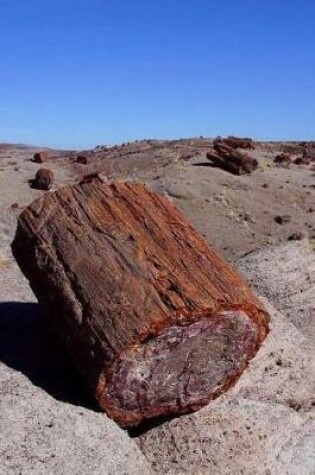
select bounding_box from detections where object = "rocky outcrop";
[12,178,269,427]
[207,142,258,175]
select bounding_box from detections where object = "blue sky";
[1,0,314,149]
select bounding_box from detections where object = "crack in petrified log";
[11,177,269,427]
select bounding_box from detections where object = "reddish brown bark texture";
[12,177,269,427]
[32,152,46,164]
[207,141,258,175]
[30,168,54,190]
[217,136,255,150]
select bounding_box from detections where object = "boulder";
[222,136,255,149]
[30,168,54,191]
[12,177,269,427]
[207,142,258,175]
[274,153,292,165]
[76,155,88,165]
[294,156,311,165]
[32,152,46,164]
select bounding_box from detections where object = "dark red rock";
[214,137,255,150]
[77,172,107,185]
[294,156,311,165]
[288,232,304,241]
[12,179,269,427]
[76,155,88,165]
[30,168,54,191]
[274,153,292,165]
[32,152,46,164]
[207,142,258,175]
[274,215,291,225]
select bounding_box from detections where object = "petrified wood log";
[294,156,311,165]
[12,177,269,427]
[274,153,292,165]
[207,143,258,175]
[75,155,88,164]
[29,168,54,190]
[32,152,46,164]
[216,136,255,150]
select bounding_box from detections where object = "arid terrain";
[0,138,314,474]
[1,138,314,263]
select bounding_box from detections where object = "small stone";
[78,172,107,185]
[207,141,258,175]
[274,215,291,225]
[294,156,311,165]
[76,155,88,165]
[288,232,304,241]
[32,152,45,164]
[274,153,292,165]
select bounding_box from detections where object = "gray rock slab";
[0,365,152,475]
[136,396,307,475]
[237,240,315,339]
[231,298,314,413]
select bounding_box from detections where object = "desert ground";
[0,138,314,474]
